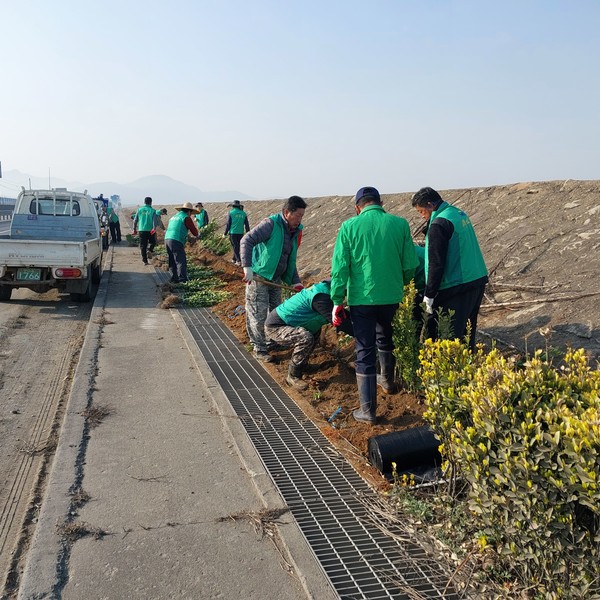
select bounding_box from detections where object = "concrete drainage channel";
[171,294,463,600]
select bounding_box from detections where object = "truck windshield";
[29,198,81,216]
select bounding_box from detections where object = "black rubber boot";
[377,350,397,394]
[353,373,377,424]
[286,363,308,391]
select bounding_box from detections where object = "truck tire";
[91,262,102,284]
[0,286,12,301]
[70,267,93,302]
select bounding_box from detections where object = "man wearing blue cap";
[330,187,418,424]
[411,186,488,350]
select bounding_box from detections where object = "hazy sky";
[1,1,598,199]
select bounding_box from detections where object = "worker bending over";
[265,280,353,391]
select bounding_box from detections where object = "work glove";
[332,305,346,327]
[222,233,227,238]
[243,267,253,284]
[293,283,304,292]
[423,296,434,314]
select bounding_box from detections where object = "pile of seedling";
[172,264,232,307]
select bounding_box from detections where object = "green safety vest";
[195,209,208,228]
[252,213,302,285]
[165,211,189,245]
[228,208,247,234]
[136,205,155,232]
[425,202,488,290]
[275,282,330,334]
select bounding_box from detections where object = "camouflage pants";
[245,280,282,353]
[265,324,318,368]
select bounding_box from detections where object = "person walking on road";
[411,186,488,351]
[147,207,168,257]
[224,200,250,265]
[107,203,122,244]
[100,206,110,250]
[194,203,209,229]
[240,195,307,363]
[265,279,353,390]
[133,197,158,265]
[165,202,199,284]
[330,186,418,424]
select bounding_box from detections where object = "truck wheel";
[70,267,94,302]
[92,262,102,284]
[0,286,12,301]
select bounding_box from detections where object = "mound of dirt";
[202,179,600,359]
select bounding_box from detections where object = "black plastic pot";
[368,426,441,479]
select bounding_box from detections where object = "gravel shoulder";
[0,289,90,595]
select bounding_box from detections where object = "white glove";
[243,267,253,284]
[423,296,434,314]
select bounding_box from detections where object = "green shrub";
[196,222,230,255]
[420,340,600,598]
[125,233,139,247]
[392,281,422,392]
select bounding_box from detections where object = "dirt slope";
[203,179,600,359]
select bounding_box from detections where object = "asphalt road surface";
[0,287,91,594]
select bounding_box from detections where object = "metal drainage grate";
[178,302,463,600]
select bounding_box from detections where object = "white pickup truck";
[0,188,103,302]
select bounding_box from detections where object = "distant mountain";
[1,170,254,205]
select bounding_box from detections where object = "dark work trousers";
[165,239,188,283]
[138,231,152,263]
[148,231,157,252]
[109,220,121,243]
[426,283,486,351]
[349,304,399,376]
[229,234,243,263]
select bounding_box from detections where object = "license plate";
[17,268,42,281]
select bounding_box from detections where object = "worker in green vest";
[265,280,353,390]
[240,196,306,363]
[411,187,488,350]
[106,203,121,244]
[164,202,199,283]
[133,197,160,265]
[194,203,209,229]
[224,200,250,265]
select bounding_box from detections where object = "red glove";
[150,228,156,235]
[332,305,346,327]
[293,283,304,292]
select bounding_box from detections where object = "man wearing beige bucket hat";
[164,202,200,283]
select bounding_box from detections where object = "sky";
[1,0,599,199]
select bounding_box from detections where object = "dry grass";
[57,521,106,542]
[217,507,290,537]
[71,488,91,508]
[160,294,182,309]
[81,404,113,428]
